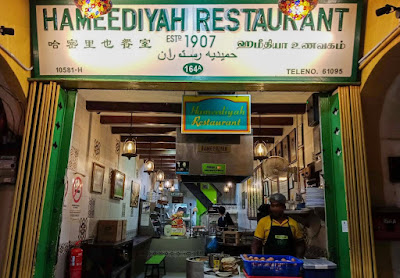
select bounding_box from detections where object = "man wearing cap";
[251,193,305,257]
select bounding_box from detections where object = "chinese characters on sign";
[35,3,360,81]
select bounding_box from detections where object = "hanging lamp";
[144,142,155,174]
[278,0,318,21]
[122,113,137,160]
[75,0,113,19]
[227,181,233,189]
[170,185,176,192]
[165,180,172,189]
[223,185,229,193]
[156,157,165,182]
[254,115,268,161]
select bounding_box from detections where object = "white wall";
[54,93,153,278]
[379,74,400,278]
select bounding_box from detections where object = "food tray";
[240,254,303,277]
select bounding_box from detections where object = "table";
[82,236,152,278]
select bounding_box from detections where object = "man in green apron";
[251,193,305,257]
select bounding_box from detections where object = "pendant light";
[227,181,233,189]
[223,185,229,193]
[254,115,268,161]
[278,0,318,21]
[170,186,176,192]
[122,113,137,160]
[159,181,164,192]
[144,142,155,175]
[156,157,165,182]
[74,0,113,19]
[165,180,172,189]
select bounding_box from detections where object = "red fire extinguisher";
[70,241,83,278]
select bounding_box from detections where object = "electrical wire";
[0,43,33,71]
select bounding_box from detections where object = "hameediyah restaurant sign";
[182,95,251,134]
[33,0,362,83]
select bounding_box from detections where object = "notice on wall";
[70,175,83,219]
[34,1,361,82]
[140,201,151,226]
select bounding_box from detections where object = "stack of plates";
[305,188,325,208]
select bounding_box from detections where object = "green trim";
[320,94,350,278]
[34,0,359,5]
[34,89,76,278]
[31,75,360,83]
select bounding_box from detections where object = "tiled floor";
[137,272,186,278]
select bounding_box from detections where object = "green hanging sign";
[202,163,226,175]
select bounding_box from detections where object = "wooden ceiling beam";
[102,115,293,126]
[121,136,176,143]
[87,101,181,113]
[116,127,281,136]
[113,127,176,134]
[87,101,306,115]
[253,137,275,144]
[137,150,175,156]
[101,116,181,125]
[253,128,283,136]
[136,142,176,149]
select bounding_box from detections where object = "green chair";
[144,255,166,278]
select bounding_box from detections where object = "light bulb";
[170,186,175,192]
[224,185,229,193]
[227,182,233,188]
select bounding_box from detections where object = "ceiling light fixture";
[224,185,229,193]
[121,113,137,160]
[144,142,155,174]
[278,0,318,21]
[156,157,165,182]
[254,115,268,161]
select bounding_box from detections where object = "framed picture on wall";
[282,136,289,162]
[288,175,295,190]
[289,129,297,163]
[270,180,278,194]
[130,181,140,207]
[276,142,282,157]
[111,170,125,199]
[298,124,304,147]
[91,162,105,193]
[263,180,270,197]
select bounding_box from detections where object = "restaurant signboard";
[182,95,251,134]
[32,0,362,83]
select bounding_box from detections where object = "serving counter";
[149,236,206,272]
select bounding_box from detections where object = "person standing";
[251,193,305,257]
[217,206,234,230]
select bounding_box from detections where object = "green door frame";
[34,89,76,278]
[320,93,351,278]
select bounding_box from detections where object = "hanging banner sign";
[33,0,361,83]
[202,163,227,175]
[182,95,251,134]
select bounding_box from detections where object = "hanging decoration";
[74,0,113,19]
[121,113,137,159]
[224,185,229,193]
[170,185,176,192]
[278,0,318,21]
[254,115,269,161]
[227,181,233,189]
[165,180,172,189]
[144,142,155,174]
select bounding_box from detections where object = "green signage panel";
[31,0,362,83]
[202,163,226,175]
